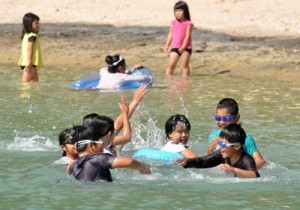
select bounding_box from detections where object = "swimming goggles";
[214,114,236,122]
[217,140,240,148]
[64,137,74,145]
[76,139,105,147]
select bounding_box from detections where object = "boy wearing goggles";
[68,100,151,182]
[175,123,260,178]
[207,98,265,169]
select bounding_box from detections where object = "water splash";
[176,91,189,118]
[124,104,165,150]
[7,131,58,152]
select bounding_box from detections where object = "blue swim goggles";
[214,114,236,122]
[217,140,240,148]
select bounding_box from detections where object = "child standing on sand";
[18,13,43,82]
[165,1,193,78]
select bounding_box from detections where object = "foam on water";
[6,130,59,152]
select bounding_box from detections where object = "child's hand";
[164,45,169,53]
[139,165,151,174]
[217,163,234,173]
[24,65,33,74]
[133,85,148,104]
[119,96,129,116]
[178,47,185,54]
[173,158,187,167]
[207,136,219,154]
[130,64,142,72]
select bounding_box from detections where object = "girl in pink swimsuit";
[165,1,193,78]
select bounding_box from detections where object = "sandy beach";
[1,0,300,85]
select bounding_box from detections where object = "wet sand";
[1,0,300,86]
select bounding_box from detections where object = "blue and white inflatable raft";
[71,67,154,90]
[133,148,184,163]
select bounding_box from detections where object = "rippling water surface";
[0,65,299,209]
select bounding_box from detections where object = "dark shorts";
[20,65,36,70]
[171,48,192,56]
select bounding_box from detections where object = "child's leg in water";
[166,52,180,76]
[31,67,39,81]
[22,67,39,82]
[180,51,191,78]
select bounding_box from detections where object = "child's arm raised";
[113,96,131,146]
[114,85,148,134]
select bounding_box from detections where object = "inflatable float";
[71,67,154,90]
[133,148,184,163]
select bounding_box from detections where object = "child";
[161,114,198,158]
[207,98,265,168]
[175,124,260,178]
[54,126,80,165]
[97,55,152,89]
[68,117,151,182]
[83,85,148,153]
[165,1,193,77]
[18,13,43,82]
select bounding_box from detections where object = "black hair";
[174,1,191,21]
[21,12,40,39]
[58,125,81,156]
[219,123,246,145]
[165,114,191,139]
[75,125,99,152]
[83,113,100,126]
[88,115,115,138]
[76,115,115,152]
[216,98,239,115]
[105,54,126,73]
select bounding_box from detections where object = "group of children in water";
[18,1,265,182]
[55,84,265,181]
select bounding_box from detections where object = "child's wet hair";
[105,54,126,73]
[75,125,99,152]
[21,12,40,39]
[86,115,115,137]
[77,115,115,152]
[174,1,191,21]
[165,114,191,138]
[219,123,246,145]
[83,113,100,126]
[216,98,239,115]
[58,125,81,156]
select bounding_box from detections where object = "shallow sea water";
[0,65,299,209]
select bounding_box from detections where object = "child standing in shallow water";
[18,13,43,82]
[165,1,193,78]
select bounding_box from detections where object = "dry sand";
[2,0,300,37]
[1,0,300,85]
